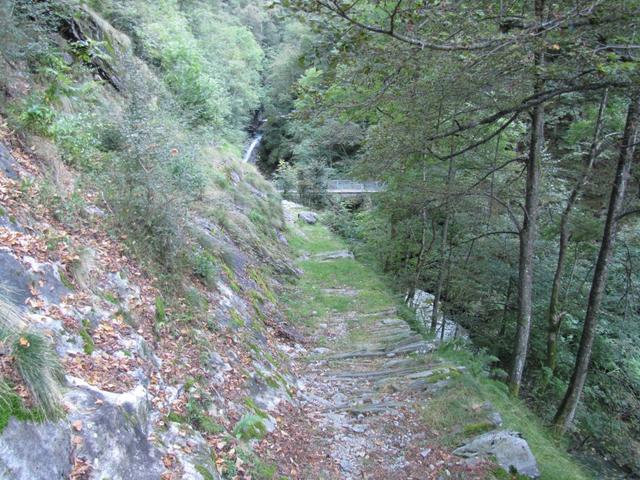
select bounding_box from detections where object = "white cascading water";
[242,134,263,163]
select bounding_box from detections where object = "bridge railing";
[326,180,385,192]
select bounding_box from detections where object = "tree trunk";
[547,89,608,373]
[488,133,501,219]
[440,248,454,341]
[499,276,514,337]
[431,157,455,332]
[553,91,640,432]
[508,2,545,394]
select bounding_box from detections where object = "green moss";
[425,368,462,384]
[58,268,75,290]
[166,411,186,424]
[103,292,119,304]
[249,268,276,304]
[229,309,245,328]
[244,397,268,419]
[0,382,46,432]
[195,465,216,480]
[199,415,225,434]
[222,264,242,293]
[79,319,95,355]
[489,466,530,480]
[233,413,267,441]
[463,421,495,436]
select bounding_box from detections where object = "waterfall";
[242,134,263,164]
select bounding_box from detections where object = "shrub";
[192,251,219,287]
[101,68,205,268]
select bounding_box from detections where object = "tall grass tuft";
[0,294,63,418]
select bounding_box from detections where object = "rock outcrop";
[297,211,318,224]
[453,430,540,478]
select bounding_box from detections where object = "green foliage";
[167,384,224,435]
[273,159,296,197]
[154,296,166,325]
[192,250,219,287]
[0,380,45,432]
[18,97,56,133]
[233,413,267,441]
[237,448,278,480]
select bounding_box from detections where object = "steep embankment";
[0,127,309,479]
[278,201,592,480]
[0,3,319,478]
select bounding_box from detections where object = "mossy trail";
[283,201,480,479]
[282,201,592,480]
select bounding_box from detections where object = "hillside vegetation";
[0,1,311,478]
[263,1,640,478]
[0,0,638,479]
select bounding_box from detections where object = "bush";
[102,68,205,268]
[192,250,219,287]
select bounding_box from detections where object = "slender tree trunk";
[499,276,514,337]
[488,133,501,219]
[509,2,545,394]
[431,157,455,332]
[440,248,454,341]
[553,91,640,433]
[547,89,608,372]
[385,216,398,272]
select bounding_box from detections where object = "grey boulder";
[453,430,540,478]
[0,143,19,180]
[0,251,70,307]
[298,211,318,224]
[64,379,163,480]
[0,419,72,480]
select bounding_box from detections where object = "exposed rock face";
[0,419,72,480]
[406,289,469,342]
[65,379,164,480]
[298,211,318,224]
[0,379,165,480]
[453,430,540,478]
[0,143,19,180]
[0,250,34,306]
[0,251,70,308]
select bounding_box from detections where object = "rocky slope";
[0,130,305,479]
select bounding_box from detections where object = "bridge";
[277,180,386,196]
[326,180,386,194]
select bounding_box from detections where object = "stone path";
[298,310,466,479]
[278,202,542,480]
[292,264,464,479]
